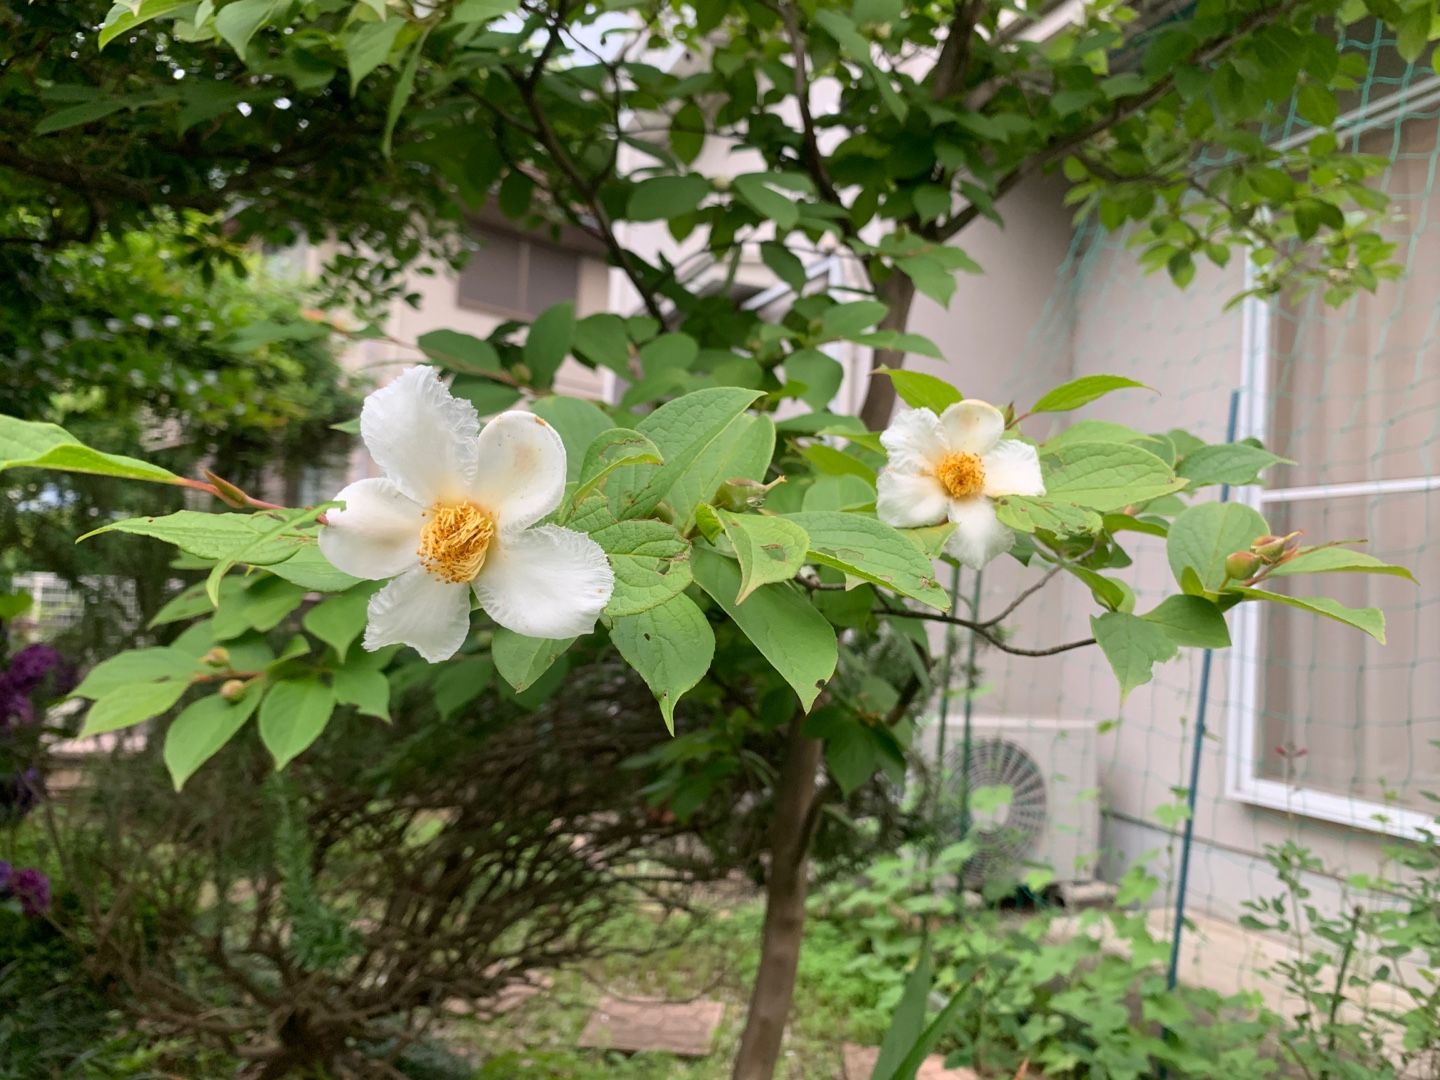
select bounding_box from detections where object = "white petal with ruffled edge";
[876,469,951,528]
[467,411,568,532]
[879,407,947,472]
[473,525,614,639]
[363,566,473,663]
[939,400,1004,456]
[981,439,1045,498]
[945,496,1015,569]
[318,478,424,581]
[360,366,481,505]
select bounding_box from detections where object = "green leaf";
[606,387,764,522]
[820,300,889,339]
[0,415,179,483]
[638,332,699,376]
[214,0,277,56]
[699,506,809,602]
[71,646,202,700]
[258,677,337,769]
[896,254,958,306]
[572,313,632,375]
[344,17,405,92]
[592,518,693,616]
[785,511,948,609]
[492,629,575,692]
[164,689,262,790]
[670,101,706,164]
[1166,502,1269,591]
[265,544,362,592]
[333,664,390,720]
[870,942,933,1080]
[872,368,962,414]
[530,396,613,481]
[1227,587,1386,643]
[302,587,373,661]
[994,496,1103,536]
[80,679,191,737]
[202,504,329,605]
[786,350,846,411]
[1091,612,1178,701]
[1032,375,1151,414]
[761,242,808,293]
[692,547,837,711]
[1176,443,1288,487]
[433,656,494,720]
[852,330,943,360]
[627,175,709,220]
[569,428,663,510]
[382,25,428,156]
[733,174,799,230]
[35,99,130,135]
[450,0,515,21]
[98,0,192,48]
[524,301,575,388]
[1267,547,1417,583]
[1043,442,1185,511]
[1140,595,1231,648]
[81,511,310,565]
[610,593,714,732]
[814,8,870,59]
[417,328,502,375]
[237,577,307,631]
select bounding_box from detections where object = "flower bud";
[1225,551,1263,581]
[1251,531,1302,562]
[219,679,247,702]
[202,469,251,509]
[712,475,785,512]
[202,647,231,668]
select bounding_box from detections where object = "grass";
[445,899,895,1079]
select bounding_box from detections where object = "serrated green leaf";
[700,507,809,602]
[692,547,837,711]
[994,495,1103,536]
[1227,586,1386,643]
[1043,441,1185,511]
[593,518,693,616]
[491,628,574,691]
[165,689,262,789]
[1032,375,1151,413]
[524,301,575,388]
[610,593,714,732]
[1176,443,1288,487]
[99,0,191,48]
[333,664,390,720]
[568,428,663,512]
[344,16,405,92]
[258,677,337,769]
[266,544,362,592]
[416,328,502,375]
[81,510,309,565]
[820,300,889,339]
[530,395,613,482]
[784,510,948,609]
[432,656,494,720]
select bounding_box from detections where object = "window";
[456,227,580,318]
[1228,85,1440,838]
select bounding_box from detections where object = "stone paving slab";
[577,997,725,1057]
[842,1043,980,1080]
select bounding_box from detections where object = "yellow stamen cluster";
[418,502,496,584]
[934,452,986,499]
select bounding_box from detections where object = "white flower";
[875,400,1045,569]
[318,367,614,662]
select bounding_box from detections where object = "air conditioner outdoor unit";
[917,716,1101,889]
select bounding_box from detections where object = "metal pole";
[1166,388,1242,992]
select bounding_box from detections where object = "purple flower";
[0,683,33,731]
[8,643,73,696]
[0,768,44,818]
[11,868,51,916]
[0,862,51,917]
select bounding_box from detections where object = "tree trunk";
[731,715,825,1080]
[858,272,919,431]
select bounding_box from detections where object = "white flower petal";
[939,400,1005,455]
[363,565,472,663]
[879,407,947,471]
[945,496,1015,569]
[360,366,480,505]
[468,411,569,532]
[876,469,951,528]
[473,525,614,639]
[981,439,1046,497]
[318,478,424,580]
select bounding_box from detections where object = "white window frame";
[1227,74,1440,842]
